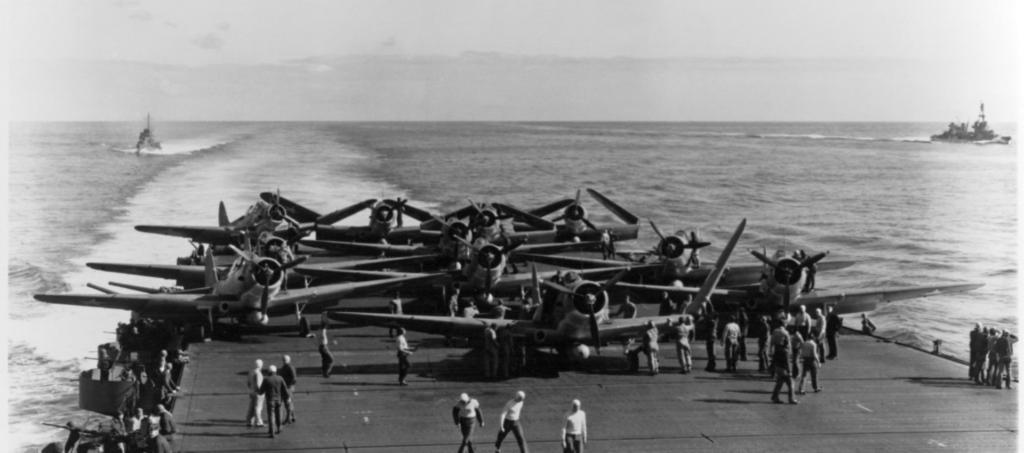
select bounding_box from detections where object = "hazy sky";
[6,0,1021,121]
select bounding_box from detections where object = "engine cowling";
[562,204,588,235]
[245,311,269,326]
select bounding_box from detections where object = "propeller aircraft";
[325,218,748,366]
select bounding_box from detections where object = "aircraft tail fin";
[218,202,230,227]
[587,188,640,224]
[204,247,217,287]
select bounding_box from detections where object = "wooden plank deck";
[169,315,1017,452]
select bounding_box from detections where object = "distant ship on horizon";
[135,114,162,153]
[931,103,1011,145]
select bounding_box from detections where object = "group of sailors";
[50,400,177,453]
[969,323,1016,389]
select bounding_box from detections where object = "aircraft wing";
[34,293,225,318]
[326,312,516,338]
[317,199,379,225]
[265,273,448,313]
[586,188,639,224]
[299,239,432,257]
[381,200,435,223]
[794,283,984,316]
[613,281,753,301]
[493,203,557,230]
[515,252,648,269]
[529,198,575,218]
[293,268,440,283]
[87,262,206,282]
[134,225,237,244]
[514,241,604,255]
[298,255,441,271]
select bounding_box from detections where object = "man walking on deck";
[494,391,529,453]
[280,355,297,423]
[796,335,822,394]
[246,359,265,427]
[703,314,718,372]
[319,314,335,378]
[396,327,415,386]
[453,393,484,453]
[770,322,798,404]
[259,365,290,438]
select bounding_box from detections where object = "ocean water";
[7,121,1016,451]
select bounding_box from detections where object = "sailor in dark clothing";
[825,306,842,360]
[259,365,291,438]
[657,292,675,317]
[757,315,771,371]
[737,309,749,361]
[992,330,1016,390]
[703,314,718,372]
[280,355,298,423]
[148,429,173,453]
[156,404,177,439]
[969,322,987,382]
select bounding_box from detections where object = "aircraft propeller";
[749,249,828,311]
[553,189,598,231]
[541,267,629,355]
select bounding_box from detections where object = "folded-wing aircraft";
[35,247,445,334]
[612,247,983,317]
[495,188,641,242]
[297,235,617,301]
[327,218,747,365]
[85,254,439,290]
[516,219,856,290]
[135,190,375,246]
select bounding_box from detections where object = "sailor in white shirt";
[494,391,528,453]
[561,399,587,453]
[246,359,265,427]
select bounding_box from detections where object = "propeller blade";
[281,255,309,270]
[581,217,598,231]
[799,251,830,268]
[785,274,792,312]
[541,279,576,295]
[531,264,542,304]
[229,245,256,263]
[260,284,270,317]
[453,235,481,252]
[648,219,667,243]
[686,218,747,316]
[574,189,582,208]
[598,268,630,294]
[749,249,778,269]
[468,198,485,216]
[588,302,601,356]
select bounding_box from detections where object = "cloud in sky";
[216,22,231,32]
[192,34,224,50]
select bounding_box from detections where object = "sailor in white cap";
[494,391,528,453]
[452,393,484,453]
